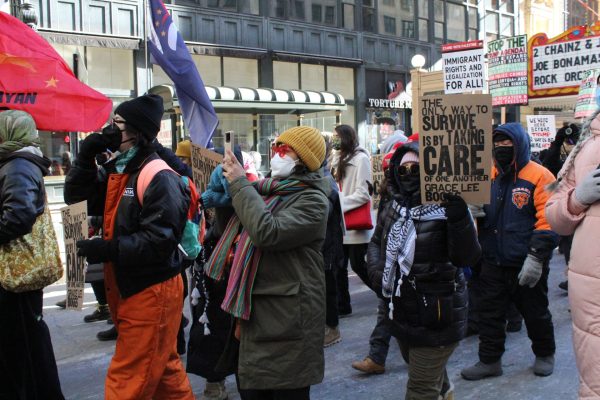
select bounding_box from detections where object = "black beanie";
[493,132,511,143]
[114,94,164,139]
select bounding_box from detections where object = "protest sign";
[61,201,88,310]
[526,115,556,152]
[487,35,528,106]
[442,40,485,94]
[191,143,224,194]
[574,69,600,119]
[371,154,384,211]
[419,94,492,204]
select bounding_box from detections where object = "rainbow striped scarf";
[205,178,308,320]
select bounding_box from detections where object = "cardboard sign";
[442,40,485,94]
[526,115,556,152]
[487,35,528,106]
[371,154,384,211]
[419,95,492,204]
[574,69,600,119]
[528,22,600,98]
[61,201,88,310]
[191,143,224,194]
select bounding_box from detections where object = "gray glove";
[575,168,600,205]
[518,254,544,288]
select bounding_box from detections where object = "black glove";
[441,193,468,222]
[77,133,110,165]
[76,238,118,264]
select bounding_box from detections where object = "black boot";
[97,326,118,341]
[84,304,110,323]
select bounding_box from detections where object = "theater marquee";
[528,22,600,98]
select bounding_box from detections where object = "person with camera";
[64,94,194,398]
[367,141,480,400]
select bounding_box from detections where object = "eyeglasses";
[271,143,291,158]
[396,164,420,176]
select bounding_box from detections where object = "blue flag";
[147,0,218,146]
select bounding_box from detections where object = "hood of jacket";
[493,123,530,174]
[387,140,420,204]
[289,167,332,199]
[0,148,51,176]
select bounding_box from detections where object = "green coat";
[228,169,330,390]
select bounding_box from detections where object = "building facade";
[17,0,489,167]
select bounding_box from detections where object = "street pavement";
[45,250,578,399]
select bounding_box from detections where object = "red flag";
[0,12,112,132]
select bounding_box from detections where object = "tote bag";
[0,203,63,292]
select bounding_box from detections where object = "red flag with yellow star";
[0,12,112,131]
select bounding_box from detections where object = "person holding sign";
[330,124,374,317]
[461,123,558,381]
[546,109,600,399]
[366,141,480,400]
[0,110,64,399]
[64,94,194,398]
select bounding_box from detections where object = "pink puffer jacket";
[546,111,600,400]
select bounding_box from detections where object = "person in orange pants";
[64,94,194,399]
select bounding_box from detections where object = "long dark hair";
[333,124,358,182]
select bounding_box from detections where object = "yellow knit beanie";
[175,140,191,158]
[277,126,326,172]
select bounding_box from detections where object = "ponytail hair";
[547,108,600,192]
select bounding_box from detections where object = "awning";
[150,84,347,114]
[38,30,140,50]
[205,86,346,113]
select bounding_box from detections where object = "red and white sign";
[442,40,485,94]
[526,115,556,152]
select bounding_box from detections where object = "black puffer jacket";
[64,145,190,298]
[0,151,50,244]
[367,142,481,347]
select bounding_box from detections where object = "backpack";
[136,159,201,260]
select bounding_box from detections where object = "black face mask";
[102,124,125,152]
[493,146,514,170]
[396,174,420,194]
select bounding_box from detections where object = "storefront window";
[223,57,258,87]
[86,48,135,91]
[327,66,355,100]
[365,108,407,154]
[273,61,299,89]
[300,64,325,91]
[39,131,72,178]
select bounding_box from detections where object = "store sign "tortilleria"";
[528,22,600,98]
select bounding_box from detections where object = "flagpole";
[143,0,150,94]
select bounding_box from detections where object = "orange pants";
[104,267,194,400]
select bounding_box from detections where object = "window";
[362,5,375,32]
[383,0,394,5]
[447,3,465,41]
[500,14,514,37]
[401,0,411,11]
[223,57,258,87]
[343,3,354,29]
[499,0,514,13]
[325,6,335,24]
[312,4,322,22]
[384,16,396,35]
[275,0,287,18]
[294,0,306,20]
[402,20,414,38]
[418,1,428,17]
[434,0,444,42]
[486,0,498,9]
[418,18,428,41]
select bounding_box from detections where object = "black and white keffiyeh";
[382,201,446,305]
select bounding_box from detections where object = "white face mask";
[270,153,297,179]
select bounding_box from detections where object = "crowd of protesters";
[2,95,598,399]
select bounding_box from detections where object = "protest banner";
[442,40,485,94]
[526,115,556,152]
[61,201,88,310]
[487,35,528,106]
[371,154,384,211]
[419,94,492,204]
[574,69,600,119]
[191,143,224,194]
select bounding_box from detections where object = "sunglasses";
[271,143,291,158]
[396,164,420,176]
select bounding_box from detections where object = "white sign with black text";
[526,115,557,152]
